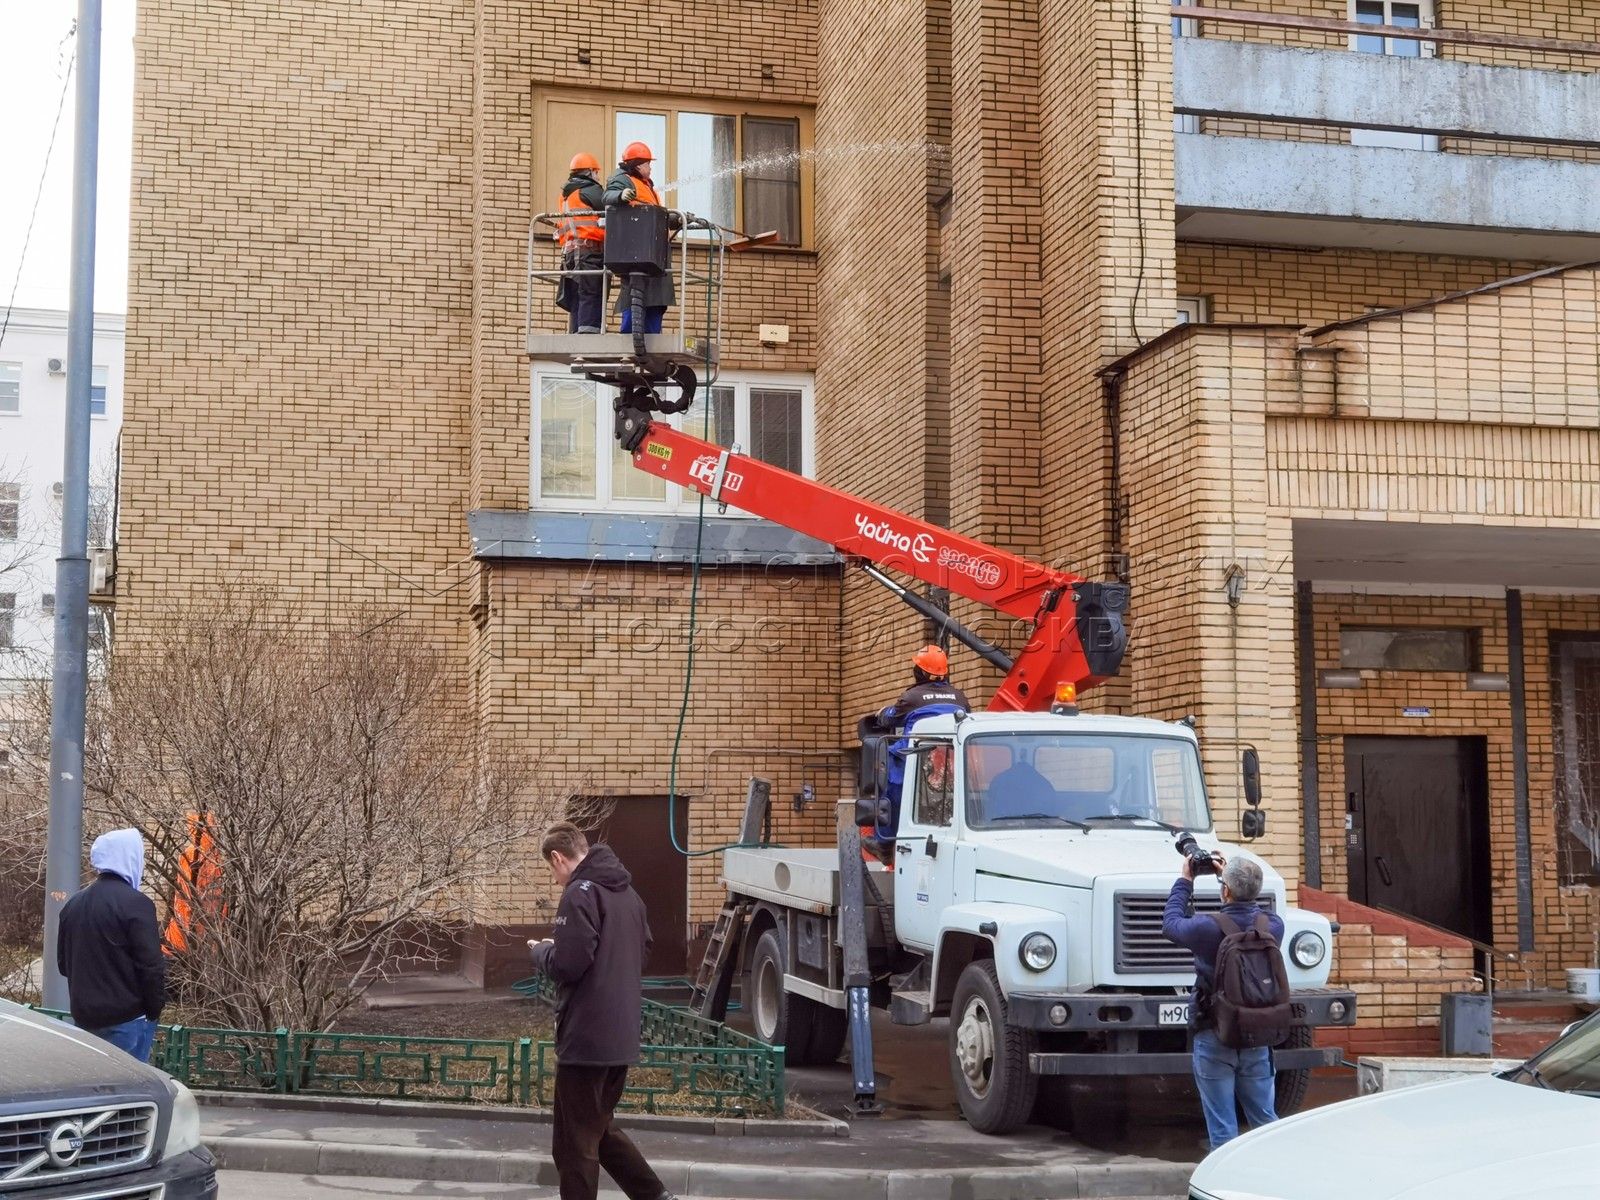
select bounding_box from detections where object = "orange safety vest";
[164,811,224,953]
[627,175,662,207]
[558,188,605,247]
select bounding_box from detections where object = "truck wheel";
[1274,1025,1314,1115]
[805,1003,849,1065]
[748,927,816,1065]
[949,959,1038,1134]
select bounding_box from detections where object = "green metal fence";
[27,982,783,1116]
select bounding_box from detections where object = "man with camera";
[1163,843,1286,1150]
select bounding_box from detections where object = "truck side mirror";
[1241,809,1266,839]
[1242,748,1261,808]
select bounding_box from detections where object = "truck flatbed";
[723,846,892,914]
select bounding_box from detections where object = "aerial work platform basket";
[526,204,728,406]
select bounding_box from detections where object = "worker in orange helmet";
[877,644,970,732]
[603,141,679,335]
[556,152,606,333]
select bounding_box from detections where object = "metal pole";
[41,0,102,1012]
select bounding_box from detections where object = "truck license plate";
[1158,1002,1190,1026]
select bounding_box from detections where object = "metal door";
[587,796,689,977]
[1344,736,1490,942]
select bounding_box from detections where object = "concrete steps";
[1491,990,1591,1059]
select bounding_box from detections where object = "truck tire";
[1274,1025,1314,1115]
[949,959,1038,1134]
[748,927,816,1065]
[805,1003,849,1066]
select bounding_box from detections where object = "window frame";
[1175,295,1211,325]
[529,367,816,514]
[0,483,19,542]
[91,365,109,418]
[532,87,817,250]
[0,362,20,415]
[0,593,15,649]
[1339,625,1479,672]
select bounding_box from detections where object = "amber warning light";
[1051,682,1079,714]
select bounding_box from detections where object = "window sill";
[467,509,840,567]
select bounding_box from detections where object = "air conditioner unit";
[89,547,115,598]
[47,357,66,375]
[52,482,64,500]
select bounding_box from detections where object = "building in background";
[0,308,122,688]
[119,0,1600,1043]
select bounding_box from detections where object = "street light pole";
[41,0,103,1013]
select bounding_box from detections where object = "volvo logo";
[46,1120,85,1168]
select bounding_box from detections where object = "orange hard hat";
[569,152,600,172]
[621,141,654,164]
[912,645,949,676]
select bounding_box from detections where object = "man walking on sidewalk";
[57,828,167,1062]
[528,823,676,1200]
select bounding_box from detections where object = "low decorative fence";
[27,979,783,1116]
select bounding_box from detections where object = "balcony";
[1171,9,1600,260]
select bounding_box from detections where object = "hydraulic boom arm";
[617,413,1128,709]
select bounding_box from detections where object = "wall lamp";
[1224,563,1245,608]
[1467,672,1510,692]
[1318,669,1363,689]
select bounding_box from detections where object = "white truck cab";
[719,708,1357,1134]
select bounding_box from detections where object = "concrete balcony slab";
[1176,133,1600,261]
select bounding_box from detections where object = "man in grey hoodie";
[57,828,167,1062]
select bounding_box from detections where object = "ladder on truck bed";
[688,896,750,1019]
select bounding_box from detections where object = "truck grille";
[0,1102,157,1185]
[1114,891,1275,974]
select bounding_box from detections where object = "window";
[1340,626,1477,671]
[91,365,108,417]
[1172,1,1199,135]
[0,483,18,541]
[0,363,19,414]
[1350,1,1437,151]
[531,370,814,512]
[41,593,55,614]
[1552,636,1600,885]
[913,744,955,827]
[1175,296,1211,325]
[535,89,815,248]
[0,595,14,649]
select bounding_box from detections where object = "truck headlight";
[1289,931,1326,969]
[162,1079,203,1158]
[1019,933,1056,972]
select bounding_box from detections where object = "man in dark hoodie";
[57,828,167,1062]
[556,152,606,333]
[528,823,675,1200]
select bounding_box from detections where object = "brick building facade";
[122,0,1600,1016]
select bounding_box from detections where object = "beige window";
[533,89,815,248]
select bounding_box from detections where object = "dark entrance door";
[1344,736,1490,943]
[583,796,688,978]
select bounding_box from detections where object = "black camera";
[1174,831,1218,877]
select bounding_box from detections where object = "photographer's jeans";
[1192,1029,1277,1150]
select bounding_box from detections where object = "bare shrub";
[63,588,594,1032]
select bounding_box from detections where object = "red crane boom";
[622,417,1128,711]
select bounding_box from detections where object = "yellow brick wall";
[1178,244,1552,328]
[471,560,844,925]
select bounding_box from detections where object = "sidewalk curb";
[197,1090,849,1138]
[208,1136,1197,1199]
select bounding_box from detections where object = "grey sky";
[0,0,136,315]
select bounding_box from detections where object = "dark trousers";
[551,1064,665,1200]
[565,246,604,332]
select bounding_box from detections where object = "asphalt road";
[217,1176,1183,1200]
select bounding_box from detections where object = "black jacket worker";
[557,153,606,333]
[56,828,167,1062]
[528,823,675,1200]
[877,644,971,730]
[603,142,677,335]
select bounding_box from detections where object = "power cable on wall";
[0,27,76,352]
[1126,0,1150,349]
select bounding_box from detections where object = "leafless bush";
[24,587,598,1033]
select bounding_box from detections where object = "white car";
[1189,1012,1600,1200]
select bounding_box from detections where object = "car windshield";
[964,732,1212,831]
[1512,1013,1600,1096]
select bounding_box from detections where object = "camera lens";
[1174,831,1198,857]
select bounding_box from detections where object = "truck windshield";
[964,733,1212,832]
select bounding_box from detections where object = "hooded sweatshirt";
[527,844,653,1067]
[57,828,167,1030]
